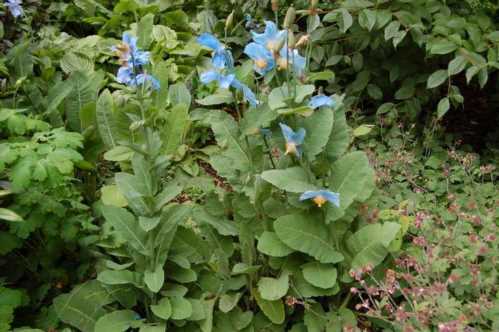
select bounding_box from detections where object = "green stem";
[263,135,277,169]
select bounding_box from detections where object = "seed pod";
[295,34,310,48]
[288,30,296,49]
[283,6,296,29]
[271,0,279,12]
[225,11,235,31]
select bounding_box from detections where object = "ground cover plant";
[0,0,498,331]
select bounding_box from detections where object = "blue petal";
[200,71,220,85]
[122,33,138,51]
[244,43,275,75]
[322,191,340,207]
[218,74,236,89]
[197,33,222,51]
[293,128,306,145]
[212,51,226,69]
[6,0,23,17]
[134,74,161,90]
[291,50,306,75]
[279,123,295,143]
[117,67,134,84]
[230,79,259,106]
[130,50,150,66]
[309,95,335,110]
[299,191,320,201]
[251,20,278,45]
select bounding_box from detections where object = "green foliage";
[0,0,497,331]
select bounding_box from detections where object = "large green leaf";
[94,310,137,332]
[327,151,375,222]
[144,264,165,293]
[137,14,154,49]
[96,90,117,148]
[151,297,172,320]
[274,214,343,263]
[257,231,294,257]
[163,104,189,155]
[53,281,112,332]
[261,167,317,193]
[65,71,102,132]
[347,222,401,269]
[101,205,148,255]
[301,108,334,161]
[254,291,284,325]
[208,111,252,177]
[257,273,289,301]
[301,262,337,289]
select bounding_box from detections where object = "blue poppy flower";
[279,123,306,157]
[116,67,160,90]
[300,190,340,208]
[244,42,275,75]
[277,47,306,75]
[197,33,234,69]
[309,95,336,110]
[251,21,287,53]
[117,67,134,85]
[231,79,259,107]
[113,33,150,67]
[200,71,259,106]
[200,70,236,89]
[5,0,23,18]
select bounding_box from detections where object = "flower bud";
[271,0,279,12]
[288,30,296,49]
[283,7,296,29]
[275,36,286,53]
[295,34,310,48]
[225,11,235,31]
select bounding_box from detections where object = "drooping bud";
[283,6,296,29]
[288,30,296,49]
[274,36,286,54]
[295,34,310,48]
[225,11,235,31]
[271,0,279,12]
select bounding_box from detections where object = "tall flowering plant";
[191,4,395,330]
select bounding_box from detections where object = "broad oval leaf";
[261,167,317,193]
[274,214,343,263]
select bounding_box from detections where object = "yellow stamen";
[267,41,276,52]
[277,57,289,70]
[313,195,327,208]
[255,59,268,69]
[285,142,297,156]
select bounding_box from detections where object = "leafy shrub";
[0,111,94,329]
